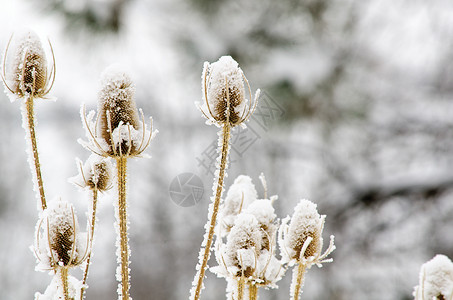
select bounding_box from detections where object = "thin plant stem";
[192,124,231,300]
[248,283,258,300]
[80,188,98,300]
[292,262,306,300]
[23,96,47,211]
[116,157,130,300]
[237,277,245,300]
[60,267,69,300]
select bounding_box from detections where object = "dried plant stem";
[22,96,47,211]
[60,267,69,300]
[193,124,231,300]
[116,157,130,300]
[248,283,258,300]
[80,188,98,300]
[237,277,245,300]
[292,262,307,300]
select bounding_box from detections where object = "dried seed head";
[225,214,262,277]
[245,199,277,251]
[97,65,140,156]
[3,31,51,99]
[220,175,258,235]
[34,200,87,270]
[286,199,323,261]
[70,154,113,191]
[414,254,453,300]
[201,56,259,127]
[46,201,80,267]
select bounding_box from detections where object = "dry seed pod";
[79,65,155,158]
[224,213,262,277]
[201,56,259,127]
[413,254,453,300]
[33,200,88,270]
[71,154,113,192]
[2,30,55,100]
[98,65,140,156]
[286,200,323,260]
[279,199,335,266]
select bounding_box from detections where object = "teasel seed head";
[225,213,262,278]
[413,254,453,300]
[2,30,55,100]
[200,56,259,127]
[279,199,335,267]
[70,154,113,192]
[97,65,141,155]
[33,200,88,271]
[287,200,323,260]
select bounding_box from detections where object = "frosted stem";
[248,283,258,300]
[60,267,69,300]
[116,157,130,300]
[237,277,245,300]
[291,263,306,300]
[81,188,98,300]
[22,96,47,211]
[192,124,231,300]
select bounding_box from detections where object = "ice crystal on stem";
[191,56,260,300]
[70,154,113,299]
[278,199,335,300]
[1,30,56,212]
[78,65,156,300]
[413,254,453,300]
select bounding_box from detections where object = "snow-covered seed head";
[245,199,277,251]
[35,200,87,269]
[98,65,140,156]
[413,254,453,300]
[220,175,258,235]
[2,30,54,100]
[201,56,259,127]
[71,154,113,191]
[286,199,323,261]
[225,214,262,278]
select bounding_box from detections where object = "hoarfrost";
[413,254,453,300]
[34,273,84,300]
[219,175,258,235]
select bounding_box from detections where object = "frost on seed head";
[413,254,453,300]
[224,213,262,277]
[286,200,323,261]
[70,154,113,192]
[34,274,84,300]
[2,30,54,101]
[98,65,140,154]
[33,199,88,271]
[200,56,259,127]
[79,65,156,158]
[245,199,277,251]
[219,175,258,235]
[279,199,335,267]
[212,174,285,289]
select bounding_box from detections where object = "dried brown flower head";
[71,154,113,192]
[279,199,335,266]
[2,30,55,100]
[80,65,156,158]
[200,56,259,127]
[33,200,88,270]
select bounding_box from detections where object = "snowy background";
[0,0,453,299]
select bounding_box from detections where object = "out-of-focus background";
[0,0,453,299]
